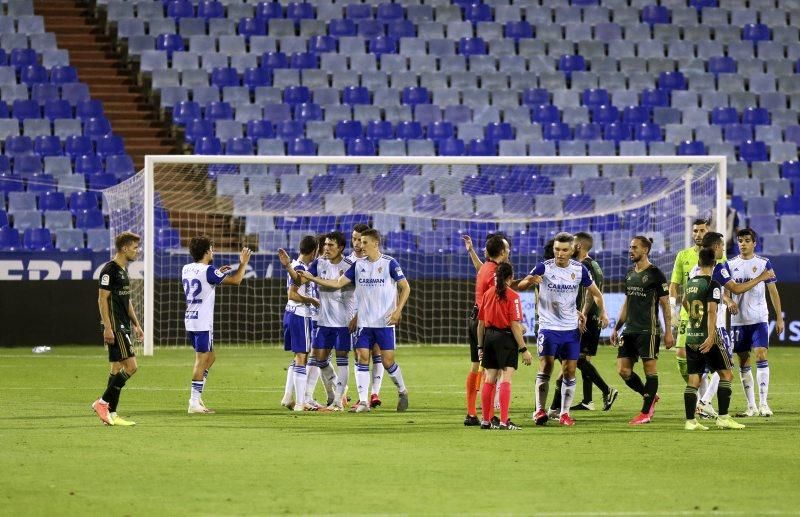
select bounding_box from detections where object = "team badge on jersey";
[752,266,757,273]
[642,274,649,283]
[571,272,576,280]
[378,267,383,273]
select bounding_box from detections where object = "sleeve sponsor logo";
[713,287,721,299]
[100,274,110,286]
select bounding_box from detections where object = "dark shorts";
[538,329,581,361]
[687,329,734,375]
[283,311,314,354]
[187,330,213,353]
[617,333,660,362]
[107,329,135,362]
[732,323,770,353]
[315,326,351,352]
[580,319,601,356]
[481,328,518,370]
[468,313,479,363]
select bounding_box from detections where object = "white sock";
[386,362,406,393]
[305,360,321,403]
[698,373,708,404]
[292,365,307,407]
[319,360,338,401]
[701,372,720,405]
[535,373,550,411]
[371,355,384,395]
[740,366,757,409]
[355,363,370,403]
[335,356,348,402]
[560,377,576,416]
[756,360,770,406]
[282,362,294,404]
[190,379,204,404]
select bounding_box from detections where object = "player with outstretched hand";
[182,236,251,414]
[299,229,411,413]
[518,232,608,427]
[281,235,320,411]
[611,236,674,425]
[92,231,144,427]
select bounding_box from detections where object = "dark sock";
[624,372,645,395]
[584,359,610,396]
[550,375,563,411]
[578,358,592,403]
[642,374,658,414]
[105,373,119,412]
[102,371,130,412]
[684,386,698,420]
[718,379,732,416]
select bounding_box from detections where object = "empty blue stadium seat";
[0,225,20,250]
[459,37,487,56]
[438,137,465,156]
[531,105,560,124]
[642,5,671,25]
[574,122,602,140]
[708,56,737,75]
[742,107,770,126]
[287,137,315,155]
[387,20,415,39]
[106,155,134,178]
[12,99,40,120]
[198,0,224,19]
[522,88,549,106]
[776,195,800,215]
[204,101,233,121]
[604,122,632,142]
[247,119,275,139]
[23,227,52,250]
[504,21,534,40]
[211,68,239,89]
[347,138,375,156]
[634,123,662,142]
[678,140,707,155]
[10,49,36,70]
[742,23,771,43]
[558,55,586,76]
[328,19,356,37]
[309,35,336,54]
[156,34,185,57]
[193,136,221,155]
[366,120,392,140]
[371,36,398,55]
[286,2,315,21]
[592,105,619,124]
[40,191,66,211]
[395,121,423,139]
[543,122,571,141]
[238,18,267,39]
[782,161,800,179]
[167,0,194,20]
[711,107,738,125]
[262,51,288,69]
[82,116,111,139]
[739,140,769,164]
[342,86,369,105]
[640,88,670,107]
[75,208,104,229]
[290,52,318,69]
[185,118,213,141]
[402,87,429,106]
[96,135,124,157]
[33,135,62,157]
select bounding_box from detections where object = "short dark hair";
[360,228,381,243]
[737,228,757,241]
[692,218,710,227]
[299,235,317,254]
[485,235,506,259]
[543,239,555,260]
[189,235,212,262]
[115,231,141,251]
[316,234,326,253]
[353,223,371,234]
[701,231,724,248]
[326,230,346,249]
[574,231,593,251]
[699,247,716,267]
[553,232,573,244]
[632,235,653,253]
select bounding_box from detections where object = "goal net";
[107,156,725,355]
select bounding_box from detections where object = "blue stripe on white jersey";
[530,259,593,331]
[309,256,356,327]
[285,258,317,318]
[728,255,775,326]
[344,254,405,328]
[182,263,228,332]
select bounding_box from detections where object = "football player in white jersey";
[728,228,783,417]
[300,228,411,413]
[279,231,353,409]
[281,235,320,411]
[692,232,774,418]
[348,223,386,408]
[182,236,251,414]
[518,232,608,427]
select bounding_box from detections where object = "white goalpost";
[103,155,726,356]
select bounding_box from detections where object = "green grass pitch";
[2,345,800,515]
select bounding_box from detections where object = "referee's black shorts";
[467,305,480,363]
[481,327,519,370]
